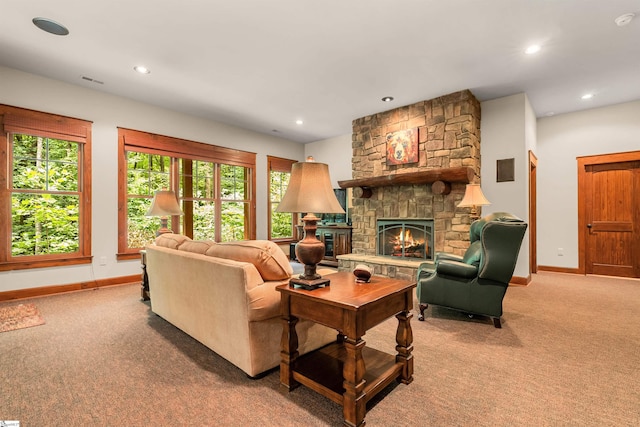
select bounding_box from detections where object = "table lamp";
[457,184,490,221]
[145,190,184,236]
[276,157,345,290]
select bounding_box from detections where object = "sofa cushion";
[205,240,293,281]
[155,233,191,249]
[179,240,215,254]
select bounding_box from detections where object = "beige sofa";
[145,234,335,377]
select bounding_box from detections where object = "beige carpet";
[0,272,639,426]
[0,302,45,333]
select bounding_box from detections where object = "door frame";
[577,150,640,275]
[529,150,537,274]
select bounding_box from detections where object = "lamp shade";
[145,190,184,216]
[457,184,491,208]
[276,160,345,214]
[275,159,343,290]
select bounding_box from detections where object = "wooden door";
[584,160,640,277]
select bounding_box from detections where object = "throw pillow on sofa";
[179,239,216,254]
[205,240,293,281]
[155,233,192,249]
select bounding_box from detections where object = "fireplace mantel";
[338,167,474,197]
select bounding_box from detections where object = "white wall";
[479,93,532,278]
[0,66,304,292]
[536,100,640,269]
[304,134,353,187]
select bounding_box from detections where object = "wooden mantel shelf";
[338,167,473,198]
[338,167,473,190]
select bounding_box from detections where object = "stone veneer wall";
[350,90,481,257]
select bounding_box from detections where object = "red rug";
[0,303,45,333]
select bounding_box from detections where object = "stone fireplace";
[337,90,481,280]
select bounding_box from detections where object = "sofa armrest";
[247,280,287,321]
[436,260,478,279]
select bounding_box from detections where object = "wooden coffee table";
[278,271,416,427]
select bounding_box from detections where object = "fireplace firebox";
[377,219,434,261]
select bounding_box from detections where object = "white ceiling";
[2,0,639,143]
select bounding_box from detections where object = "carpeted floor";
[1,272,639,426]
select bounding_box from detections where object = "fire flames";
[390,229,427,258]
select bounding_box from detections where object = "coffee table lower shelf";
[292,342,403,406]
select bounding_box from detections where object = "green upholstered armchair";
[416,212,527,328]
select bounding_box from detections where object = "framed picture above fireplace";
[386,128,418,165]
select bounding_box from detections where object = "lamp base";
[156,227,173,237]
[289,276,330,290]
[290,213,330,290]
[156,217,173,237]
[469,206,480,222]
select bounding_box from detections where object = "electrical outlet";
[557,248,564,256]
[99,256,107,266]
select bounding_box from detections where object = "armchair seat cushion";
[437,260,478,279]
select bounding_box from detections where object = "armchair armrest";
[436,260,478,279]
[435,252,464,263]
[417,262,435,280]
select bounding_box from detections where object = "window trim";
[117,128,256,259]
[267,155,297,242]
[0,104,92,271]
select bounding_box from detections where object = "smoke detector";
[615,13,635,27]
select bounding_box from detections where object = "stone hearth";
[338,90,481,278]
[338,253,431,282]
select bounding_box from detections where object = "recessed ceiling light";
[295,119,303,125]
[381,96,394,102]
[134,65,151,74]
[545,112,555,117]
[581,93,594,100]
[524,45,541,55]
[615,13,635,27]
[32,17,69,36]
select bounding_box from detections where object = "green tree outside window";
[125,151,251,247]
[11,134,81,256]
[270,170,293,239]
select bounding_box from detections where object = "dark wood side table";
[278,271,415,427]
[140,250,149,301]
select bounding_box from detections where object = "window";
[219,163,251,241]
[118,128,256,259]
[179,159,215,241]
[126,152,172,249]
[179,160,251,241]
[268,156,297,241]
[0,105,92,271]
